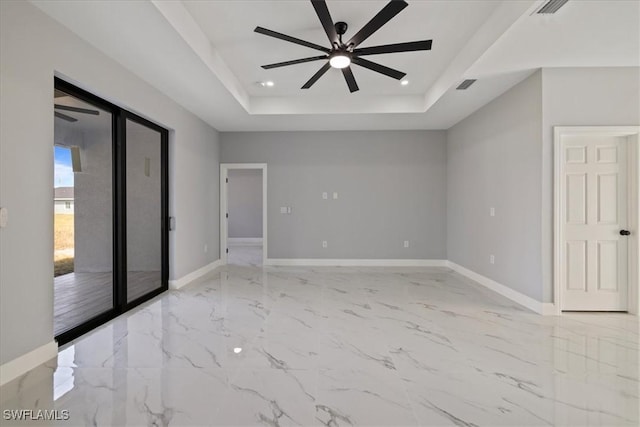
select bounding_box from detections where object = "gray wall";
[539,67,640,301]
[228,169,263,239]
[447,71,543,301]
[0,1,220,365]
[221,131,447,259]
[447,67,640,303]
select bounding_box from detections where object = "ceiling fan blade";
[353,40,432,56]
[55,111,78,122]
[346,0,408,48]
[255,26,330,53]
[262,55,328,69]
[311,0,338,44]
[302,62,332,89]
[352,57,406,80]
[55,104,100,115]
[54,89,68,98]
[341,67,359,93]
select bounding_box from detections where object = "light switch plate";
[322,240,327,248]
[490,207,495,217]
[322,192,328,200]
[280,207,288,214]
[0,207,7,228]
[403,240,409,248]
[333,192,338,199]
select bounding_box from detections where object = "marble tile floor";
[227,244,263,267]
[1,265,638,426]
[54,271,162,336]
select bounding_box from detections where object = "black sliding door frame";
[120,110,170,310]
[54,78,169,345]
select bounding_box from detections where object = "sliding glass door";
[124,116,167,304]
[54,78,169,345]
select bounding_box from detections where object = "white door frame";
[554,126,640,315]
[220,163,268,265]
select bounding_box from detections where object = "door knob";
[620,230,631,236]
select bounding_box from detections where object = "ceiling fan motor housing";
[335,21,348,37]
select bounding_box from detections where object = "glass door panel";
[53,89,114,335]
[125,118,164,303]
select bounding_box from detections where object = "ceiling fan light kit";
[255,0,432,93]
[329,52,351,69]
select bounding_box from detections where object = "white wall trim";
[540,303,557,316]
[220,163,268,266]
[228,237,263,246]
[169,259,223,290]
[265,259,448,267]
[447,261,555,315]
[554,126,640,315]
[0,341,58,386]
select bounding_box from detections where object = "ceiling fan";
[255,0,432,93]
[54,89,100,122]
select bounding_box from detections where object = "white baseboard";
[0,341,58,386]
[447,261,555,315]
[169,259,223,290]
[265,259,448,267]
[541,303,557,316]
[228,238,263,246]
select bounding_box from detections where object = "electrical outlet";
[403,240,409,248]
[280,207,287,214]
[322,240,328,248]
[489,254,495,264]
[490,207,495,217]
[287,206,292,214]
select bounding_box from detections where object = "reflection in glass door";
[124,117,167,303]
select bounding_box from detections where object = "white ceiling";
[33,0,640,131]
[183,1,500,97]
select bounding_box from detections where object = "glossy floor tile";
[1,265,638,426]
[227,244,262,267]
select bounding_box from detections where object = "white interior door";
[561,134,629,311]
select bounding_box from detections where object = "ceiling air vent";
[456,79,476,90]
[537,0,569,14]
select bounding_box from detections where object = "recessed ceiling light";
[233,347,242,354]
[257,81,275,88]
[400,80,409,86]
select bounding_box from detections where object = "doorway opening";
[554,126,640,315]
[220,164,267,266]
